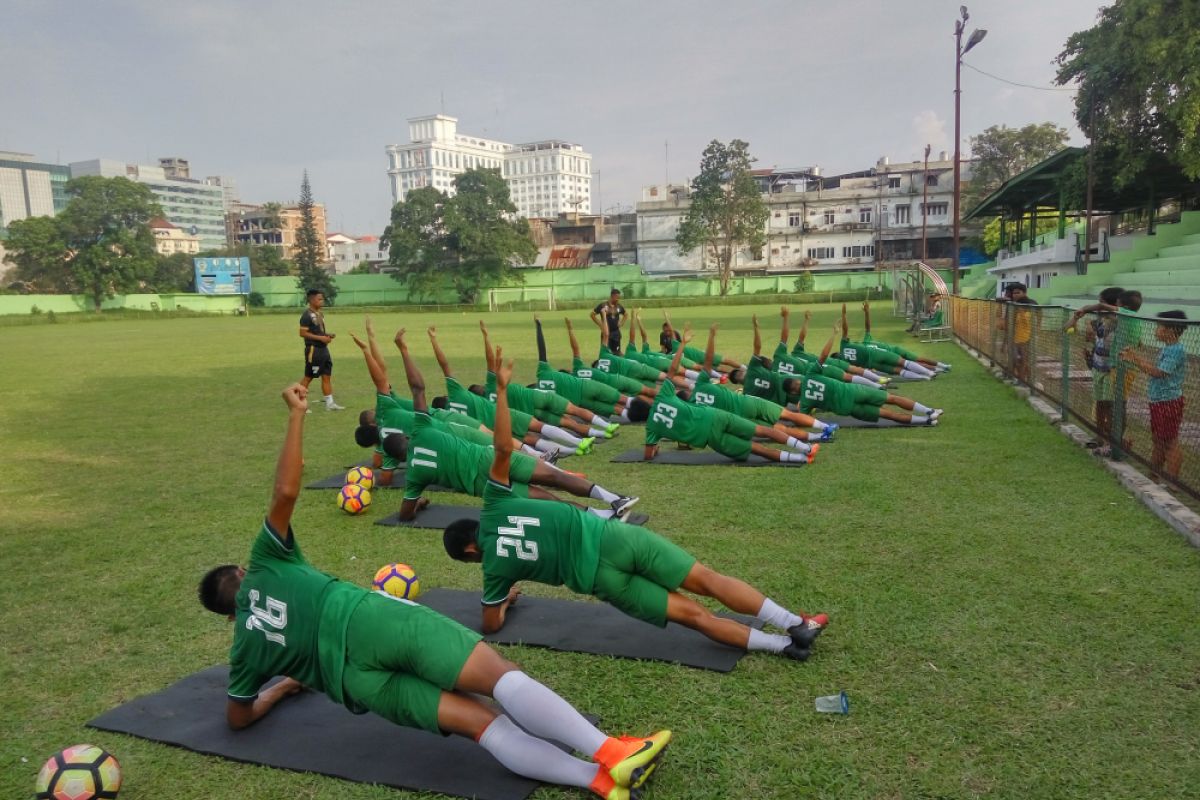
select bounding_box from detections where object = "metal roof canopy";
[963,147,1200,222]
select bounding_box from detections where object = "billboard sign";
[194,256,251,295]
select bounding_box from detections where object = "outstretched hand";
[282,383,308,411]
[364,315,375,337]
[781,306,789,317]
[349,332,368,351]
[681,323,694,345]
[427,325,437,339]
[495,348,513,388]
[804,310,812,321]
[710,322,719,333]
[479,320,488,332]
[564,317,573,328]
[862,301,870,312]
[394,328,407,348]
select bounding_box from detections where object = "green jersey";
[841,339,900,369]
[444,376,534,437]
[596,345,661,383]
[485,372,566,418]
[774,343,849,382]
[404,411,538,500]
[536,361,621,412]
[574,356,647,395]
[670,340,720,366]
[478,479,603,604]
[228,522,367,710]
[644,380,714,448]
[691,373,782,426]
[796,371,855,415]
[744,355,795,406]
[376,393,489,470]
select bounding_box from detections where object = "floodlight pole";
[922,144,931,261]
[952,8,986,296]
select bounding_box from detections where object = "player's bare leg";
[752,423,816,456]
[531,462,638,519]
[749,442,813,464]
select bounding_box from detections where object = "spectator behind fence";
[1067,286,1125,454]
[1004,283,1039,385]
[1121,311,1188,482]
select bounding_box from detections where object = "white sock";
[540,424,581,447]
[324,394,334,405]
[709,370,722,379]
[784,436,810,453]
[849,375,877,388]
[587,508,616,518]
[589,484,619,503]
[588,427,607,438]
[520,444,541,457]
[862,369,884,381]
[534,438,566,454]
[492,671,607,756]
[780,451,808,463]
[912,414,929,424]
[589,414,607,426]
[478,715,598,789]
[683,368,700,380]
[746,628,791,653]
[757,598,802,630]
[904,360,934,376]
[617,407,631,422]
[937,362,951,369]
[913,402,933,414]
[805,432,822,442]
[810,419,830,430]
[900,369,932,381]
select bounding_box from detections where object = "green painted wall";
[0,293,246,316]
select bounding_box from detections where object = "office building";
[0,151,70,236]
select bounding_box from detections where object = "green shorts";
[850,402,882,422]
[471,451,537,495]
[580,380,621,412]
[867,349,902,370]
[531,390,569,421]
[509,408,534,438]
[341,592,482,734]
[709,409,756,461]
[1092,369,1114,402]
[740,393,783,426]
[591,521,697,627]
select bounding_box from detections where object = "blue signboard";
[194,256,251,295]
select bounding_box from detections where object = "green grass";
[3,303,1199,799]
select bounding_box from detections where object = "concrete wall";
[0,293,245,316]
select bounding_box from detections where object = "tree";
[6,176,161,310]
[1056,0,1200,184]
[260,201,284,232]
[146,252,197,293]
[383,169,536,304]
[967,123,1071,206]
[675,139,768,296]
[293,171,335,302]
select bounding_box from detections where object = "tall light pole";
[952,6,986,295]
[921,143,931,262]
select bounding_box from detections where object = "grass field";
[3,302,1199,799]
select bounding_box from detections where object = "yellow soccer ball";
[345,466,375,490]
[338,483,371,515]
[373,562,421,600]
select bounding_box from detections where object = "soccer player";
[565,318,659,401]
[299,289,345,411]
[479,321,615,440]
[198,384,669,800]
[393,328,639,522]
[442,350,828,662]
[777,308,890,387]
[534,317,651,424]
[644,327,817,463]
[695,323,835,442]
[772,320,942,426]
[585,315,685,392]
[855,302,950,372]
[427,325,594,456]
[628,309,707,381]
[837,303,937,380]
[664,310,745,373]
[590,288,627,353]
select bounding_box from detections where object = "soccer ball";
[373,562,421,600]
[338,483,371,514]
[345,466,374,490]
[35,744,122,800]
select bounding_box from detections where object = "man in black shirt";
[591,288,627,354]
[299,289,344,411]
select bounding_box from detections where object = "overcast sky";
[2,0,1103,236]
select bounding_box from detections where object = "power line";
[962,61,1076,92]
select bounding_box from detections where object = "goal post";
[487,287,555,312]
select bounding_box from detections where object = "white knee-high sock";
[904,360,934,376]
[478,715,599,789]
[589,414,608,426]
[784,436,810,453]
[805,432,822,442]
[810,419,830,430]
[911,414,929,424]
[747,628,791,653]
[588,427,607,438]
[849,374,877,388]
[683,368,700,380]
[617,407,631,422]
[912,401,933,414]
[589,484,619,503]
[780,450,808,463]
[757,598,802,630]
[520,444,541,457]
[492,672,608,756]
[862,369,885,381]
[540,424,581,447]
[900,369,932,380]
[534,438,568,455]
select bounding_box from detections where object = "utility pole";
[953,6,987,295]
[922,143,931,261]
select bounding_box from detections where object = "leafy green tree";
[967,123,1071,207]
[146,251,196,293]
[675,139,768,296]
[260,201,284,232]
[6,176,161,309]
[293,171,335,302]
[1056,0,1200,184]
[383,169,535,304]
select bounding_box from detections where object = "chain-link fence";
[951,296,1200,500]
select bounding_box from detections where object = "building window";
[894,205,911,224]
[887,176,901,189]
[807,247,835,259]
[823,210,835,225]
[921,202,949,216]
[926,174,938,186]
[841,245,875,258]
[788,212,801,227]
[859,208,871,223]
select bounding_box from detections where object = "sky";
[1,0,1104,237]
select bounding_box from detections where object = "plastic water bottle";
[814,691,849,714]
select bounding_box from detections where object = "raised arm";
[862,301,872,334]
[596,308,612,347]
[752,313,762,357]
[780,306,791,347]
[667,324,692,379]
[534,315,549,363]
[265,384,308,539]
[364,315,386,372]
[394,328,426,413]
[841,303,850,339]
[427,326,453,378]
[480,320,496,373]
[818,321,839,365]
[564,317,582,359]
[797,310,811,348]
[703,323,718,374]
[663,310,676,346]
[488,348,514,485]
[349,331,391,394]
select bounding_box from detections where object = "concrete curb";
[956,340,1200,550]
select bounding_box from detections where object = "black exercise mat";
[420,589,759,672]
[609,448,803,467]
[87,665,555,800]
[306,471,453,491]
[823,415,931,429]
[376,505,648,529]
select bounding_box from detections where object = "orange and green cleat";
[593,730,671,790]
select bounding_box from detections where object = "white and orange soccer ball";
[345,466,374,490]
[373,562,421,600]
[35,744,122,800]
[338,483,371,515]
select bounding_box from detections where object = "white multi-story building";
[69,158,228,250]
[149,217,201,255]
[0,151,70,235]
[326,232,389,274]
[385,114,591,219]
[636,155,971,274]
